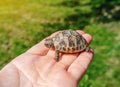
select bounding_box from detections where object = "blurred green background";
[0,0,120,87]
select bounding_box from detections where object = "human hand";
[0,30,94,87]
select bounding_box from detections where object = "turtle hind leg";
[55,50,60,61]
[85,46,90,52]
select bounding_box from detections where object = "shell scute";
[53,30,88,53]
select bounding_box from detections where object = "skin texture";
[0,30,94,87]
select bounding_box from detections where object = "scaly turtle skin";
[44,30,90,61]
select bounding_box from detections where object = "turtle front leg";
[55,50,59,61]
[86,46,90,52]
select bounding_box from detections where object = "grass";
[0,0,120,87]
[82,23,120,87]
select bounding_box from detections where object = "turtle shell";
[53,30,88,53]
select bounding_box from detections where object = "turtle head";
[44,38,54,48]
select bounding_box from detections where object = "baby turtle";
[44,30,90,61]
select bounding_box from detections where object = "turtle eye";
[44,40,51,48]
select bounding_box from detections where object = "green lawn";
[0,0,120,87]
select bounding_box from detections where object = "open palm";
[0,30,93,87]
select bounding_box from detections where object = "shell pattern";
[53,30,88,53]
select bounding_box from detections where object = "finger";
[26,40,49,56]
[26,31,61,56]
[76,30,85,35]
[56,53,79,69]
[82,34,92,44]
[76,30,92,44]
[68,49,94,81]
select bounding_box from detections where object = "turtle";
[44,29,90,61]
